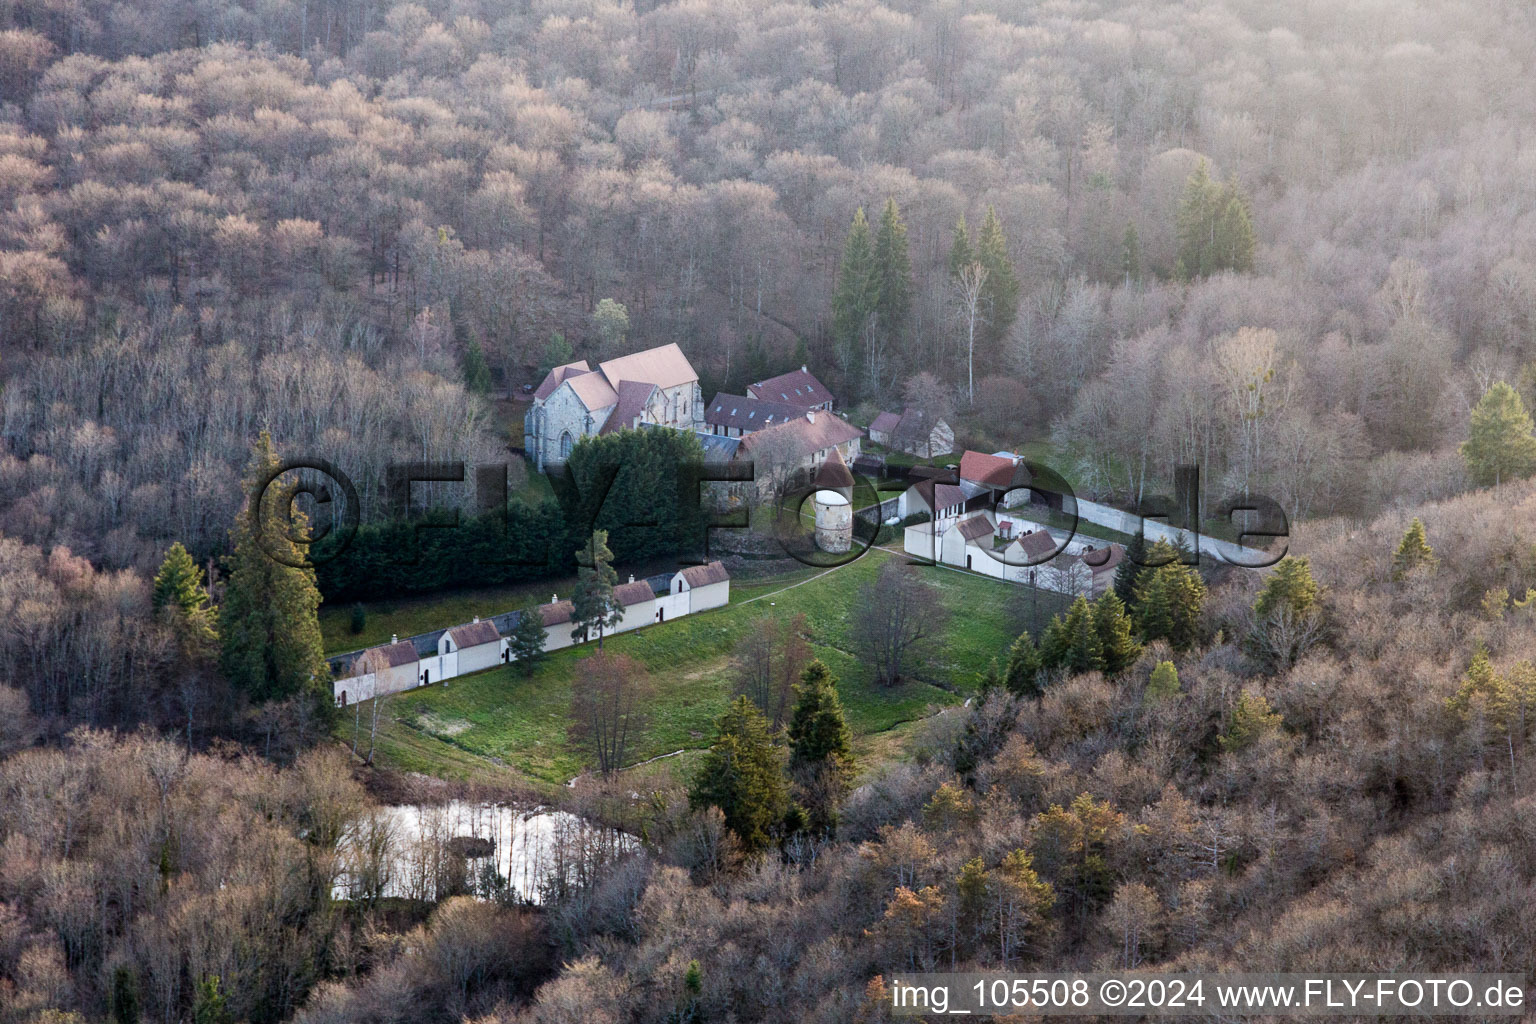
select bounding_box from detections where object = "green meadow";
[335,547,1067,789]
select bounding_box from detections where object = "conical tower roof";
[812,445,855,491]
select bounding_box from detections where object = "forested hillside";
[5,0,1536,570]
[5,479,1536,1023]
[5,0,1536,1020]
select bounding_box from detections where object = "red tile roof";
[914,478,967,513]
[599,342,698,392]
[1082,543,1126,576]
[599,379,656,434]
[738,411,862,461]
[567,371,619,411]
[813,445,854,490]
[533,361,591,401]
[361,640,419,670]
[1013,530,1058,561]
[749,367,833,409]
[893,408,944,439]
[957,515,994,541]
[960,450,1019,488]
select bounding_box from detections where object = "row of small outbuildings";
[329,562,731,706]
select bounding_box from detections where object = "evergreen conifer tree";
[831,208,879,387]
[1114,530,1148,607]
[1392,518,1436,580]
[153,541,207,616]
[691,696,791,854]
[461,336,492,394]
[1220,691,1282,752]
[1039,614,1070,671]
[1177,161,1256,277]
[787,660,854,835]
[218,433,329,709]
[976,206,1019,351]
[1254,556,1320,620]
[1004,631,1043,698]
[1133,543,1207,651]
[873,198,913,353]
[788,660,853,769]
[570,529,621,647]
[1092,591,1142,675]
[1461,380,1536,486]
[947,215,973,280]
[153,542,219,658]
[507,605,548,677]
[1144,660,1181,703]
[1062,595,1104,674]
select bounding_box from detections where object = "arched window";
[560,431,573,459]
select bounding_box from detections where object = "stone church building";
[524,342,702,469]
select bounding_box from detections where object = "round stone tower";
[813,489,853,553]
[811,446,855,554]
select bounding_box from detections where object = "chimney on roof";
[801,364,807,372]
[806,410,816,423]
[472,616,479,623]
[391,634,398,644]
[552,593,557,603]
[628,574,635,584]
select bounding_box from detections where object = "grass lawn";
[339,548,1066,789]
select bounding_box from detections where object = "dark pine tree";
[218,433,330,712]
[690,696,791,854]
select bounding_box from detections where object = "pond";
[336,801,636,904]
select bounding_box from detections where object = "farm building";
[940,512,998,568]
[877,408,953,457]
[959,450,1031,493]
[897,475,988,528]
[868,411,901,445]
[335,638,421,706]
[538,598,579,651]
[439,619,501,676]
[612,576,657,631]
[673,561,731,613]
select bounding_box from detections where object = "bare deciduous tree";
[853,560,948,687]
[953,260,988,404]
[568,651,653,777]
[730,613,810,729]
